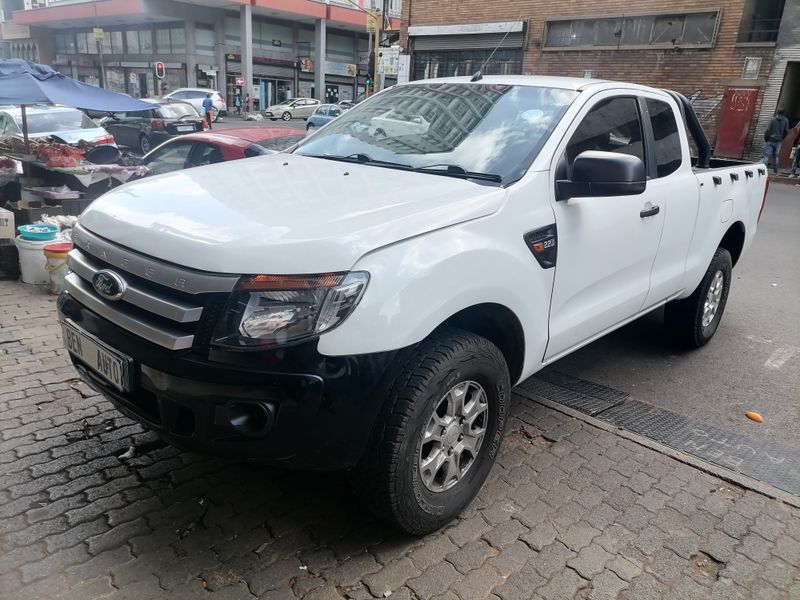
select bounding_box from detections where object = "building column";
[240,3,254,98]
[314,18,326,101]
[214,9,226,95]
[185,21,197,87]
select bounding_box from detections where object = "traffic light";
[154,61,166,80]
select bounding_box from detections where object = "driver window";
[564,97,644,174]
[189,144,223,168]
[144,142,193,175]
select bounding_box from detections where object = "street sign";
[366,12,378,33]
[379,46,399,75]
[92,27,104,42]
[235,76,245,86]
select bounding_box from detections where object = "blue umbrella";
[0,59,154,151]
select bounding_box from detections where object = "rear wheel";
[351,328,509,535]
[665,247,732,348]
[282,111,292,121]
[139,135,151,155]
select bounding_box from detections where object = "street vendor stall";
[0,59,155,226]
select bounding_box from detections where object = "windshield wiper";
[414,164,502,183]
[301,153,414,170]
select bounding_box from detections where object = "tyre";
[306,123,314,131]
[665,247,732,348]
[139,135,151,155]
[282,111,292,121]
[351,328,509,535]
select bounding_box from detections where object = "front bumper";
[58,293,399,470]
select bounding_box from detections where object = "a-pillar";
[240,3,254,99]
[314,18,326,101]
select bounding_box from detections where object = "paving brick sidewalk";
[1,280,799,600]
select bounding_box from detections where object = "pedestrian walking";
[234,92,242,116]
[243,93,252,119]
[202,93,215,130]
[762,108,789,174]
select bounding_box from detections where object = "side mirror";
[556,150,646,201]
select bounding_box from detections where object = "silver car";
[264,98,321,121]
[162,88,227,121]
[0,105,117,146]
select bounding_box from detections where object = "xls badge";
[92,270,126,301]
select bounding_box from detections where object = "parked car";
[141,127,305,176]
[264,98,321,121]
[306,104,345,131]
[162,88,227,120]
[58,76,767,535]
[0,105,116,146]
[100,99,205,155]
[368,109,430,139]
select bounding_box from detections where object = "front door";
[714,87,759,159]
[545,94,665,360]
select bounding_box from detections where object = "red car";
[141,127,305,176]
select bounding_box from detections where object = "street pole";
[97,40,105,89]
[373,9,380,95]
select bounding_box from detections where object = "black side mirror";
[556,150,646,201]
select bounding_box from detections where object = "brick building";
[400,0,788,158]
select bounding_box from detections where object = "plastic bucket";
[44,242,73,294]
[15,236,50,284]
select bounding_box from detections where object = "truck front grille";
[67,224,239,351]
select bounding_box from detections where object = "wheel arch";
[719,221,745,267]
[439,303,525,384]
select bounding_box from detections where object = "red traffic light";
[154,62,166,79]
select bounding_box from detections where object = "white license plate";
[61,321,131,392]
[176,125,194,132]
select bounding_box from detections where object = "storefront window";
[110,31,124,54]
[105,68,126,94]
[171,27,186,54]
[126,30,139,54]
[101,32,112,55]
[76,32,88,54]
[55,32,76,55]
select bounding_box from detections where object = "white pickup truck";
[58,76,768,534]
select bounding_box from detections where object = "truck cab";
[58,76,767,534]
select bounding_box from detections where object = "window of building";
[154,26,184,54]
[645,99,682,177]
[738,0,785,43]
[196,24,216,56]
[155,28,170,54]
[125,30,140,54]
[565,97,644,169]
[224,17,240,45]
[544,11,719,49]
[139,29,153,53]
[413,48,522,80]
[55,32,76,55]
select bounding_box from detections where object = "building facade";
[401,0,788,159]
[3,0,401,107]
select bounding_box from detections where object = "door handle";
[640,205,660,218]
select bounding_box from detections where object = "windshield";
[157,103,199,119]
[25,110,96,134]
[293,83,578,184]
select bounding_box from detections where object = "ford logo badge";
[92,270,126,301]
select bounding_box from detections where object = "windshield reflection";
[294,83,578,184]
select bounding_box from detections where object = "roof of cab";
[402,74,666,95]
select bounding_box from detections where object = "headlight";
[212,271,369,349]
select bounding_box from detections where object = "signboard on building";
[300,58,315,73]
[92,27,104,42]
[366,13,378,33]
[327,62,357,77]
[742,57,762,80]
[408,21,524,37]
[379,46,400,75]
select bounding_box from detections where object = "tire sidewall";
[282,111,292,121]
[139,135,151,155]
[695,249,732,344]
[396,350,508,528]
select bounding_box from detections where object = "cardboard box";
[0,207,14,240]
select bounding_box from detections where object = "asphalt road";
[539,182,800,453]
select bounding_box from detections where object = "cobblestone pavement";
[1,281,799,600]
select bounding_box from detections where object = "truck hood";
[79,153,506,274]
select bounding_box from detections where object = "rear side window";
[646,99,682,177]
[565,97,644,169]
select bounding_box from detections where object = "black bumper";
[57,293,399,470]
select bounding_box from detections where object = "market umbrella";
[0,59,154,152]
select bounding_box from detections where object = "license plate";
[176,125,194,132]
[61,321,131,392]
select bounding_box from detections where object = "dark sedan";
[100,99,205,155]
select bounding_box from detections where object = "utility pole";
[373,8,380,94]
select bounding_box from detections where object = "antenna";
[471,16,524,82]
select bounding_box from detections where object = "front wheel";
[351,328,509,535]
[665,247,732,348]
[282,111,292,121]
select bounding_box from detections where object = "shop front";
[225,54,296,110]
